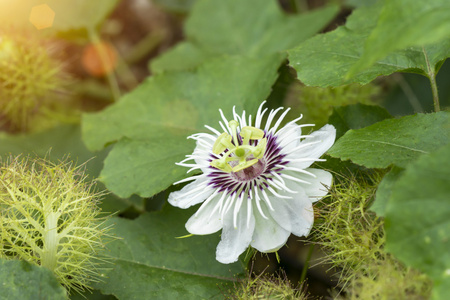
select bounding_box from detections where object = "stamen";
[228,120,240,146]
[231,158,258,172]
[210,120,268,173]
[212,132,232,154]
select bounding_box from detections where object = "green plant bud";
[0,30,65,132]
[0,155,113,294]
[229,272,308,300]
[313,173,432,298]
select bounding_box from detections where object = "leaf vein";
[350,139,429,153]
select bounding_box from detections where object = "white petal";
[251,200,290,253]
[269,190,315,237]
[192,135,215,172]
[216,197,255,264]
[282,168,332,202]
[302,168,332,202]
[287,124,336,169]
[276,123,302,153]
[186,195,223,235]
[168,176,213,209]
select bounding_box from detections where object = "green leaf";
[151,0,338,73]
[150,42,214,74]
[0,125,103,176]
[316,103,393,177]
[70,289,116,300]
[328,103,392,139]
[83,54,284,198]
[288,2,450,87]
[0,259,66,299]
[99,137,192,200]
[350,0,450,76]
[94,205,243,300]
[385,144,450,300]
[327,112,450,168]
[0,0,119,32]
[370,166,403,217]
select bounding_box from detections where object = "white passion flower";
[169,102,336,264]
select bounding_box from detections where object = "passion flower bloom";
[169,102,336,264]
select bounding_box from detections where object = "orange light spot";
[29,4,55,30]
[82,41,118,77]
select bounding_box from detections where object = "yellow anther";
[253,138,267,159]
[210,158,233,173]
[228,120,240,146]
[212,132,232,154]
[240,126,264,140]
[229,120,239,129]
[232,159,258,172]
[211,120,267,173]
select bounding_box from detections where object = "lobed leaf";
[94,205,244,300]
[0,259,66,300]
[385,144,450,300]
[327,112,450,168]
[288,2,450,87]
[350,0,450,76]
[328,103,392,139]
[151,0,338,73]
[370,166,403,217]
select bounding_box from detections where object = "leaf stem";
[299,244,314,284]
[422,47,440,112]
[88,29,121,102]
[393,74,423,113]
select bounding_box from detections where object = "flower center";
[230,158,266,181]
[210,120,267,173]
